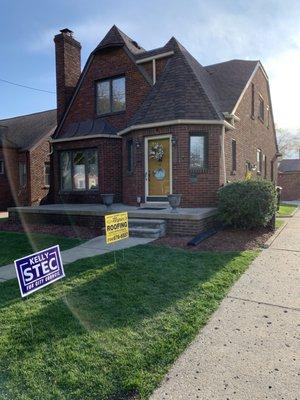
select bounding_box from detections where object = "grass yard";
[0,231,85,266]
[0,245,258,400]
[277,203,298,217]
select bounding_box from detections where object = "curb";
[262,220,287,249]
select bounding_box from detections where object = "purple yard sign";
[14,245,65,298]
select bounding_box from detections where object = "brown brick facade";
[58,47,151,135]
[278,172,300,200]
[122,124,222,207]
[224,67,278,183]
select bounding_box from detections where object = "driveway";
[150,209,300,399]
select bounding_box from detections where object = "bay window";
[60,149,98,191]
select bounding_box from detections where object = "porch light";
[135,139,141,148]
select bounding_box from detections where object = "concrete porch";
[8,203,217,237]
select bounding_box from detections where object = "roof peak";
[95,25,145,54]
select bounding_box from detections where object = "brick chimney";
[54,28,81,123]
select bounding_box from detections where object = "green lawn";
[275,219,285,229]
[0,231,85,266]
[277,203,298,217]
[0,245,258,400]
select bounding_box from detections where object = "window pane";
[0,160,4,174]
[86,150,98,190]
[190,136,205,169]
[19,162,27,187]
[60,152,72,190]
[44,162,50,186]
[73,151,86,190]
[112,77,126,112]
[97,80,111,115]
[232,140,237,171]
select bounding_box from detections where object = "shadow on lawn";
[2,246,241,350]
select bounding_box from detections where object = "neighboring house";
[278,159,300,200]
[0,110,57,210]
[50,26,279,207]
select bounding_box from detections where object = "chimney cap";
[60,28,73,36]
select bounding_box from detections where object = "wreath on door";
[149,142,164,161]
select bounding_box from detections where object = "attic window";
[96,76,126,115]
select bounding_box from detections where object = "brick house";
[278,159,300,200]
[0,110,56,210]
[50,26,279,208]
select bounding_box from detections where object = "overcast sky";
[1,0,300,130]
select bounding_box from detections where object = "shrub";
[218,180,277,229]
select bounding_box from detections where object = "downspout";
[221,125,227,185]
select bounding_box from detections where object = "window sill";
[190,168,208,175]
[251,115,255,120]
[230,170,237,176]
[59,189,100,194]
[96,110,126,118]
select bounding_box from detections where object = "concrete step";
[129,227,163,239]
[102,218,166,239]
[128,218,165,229]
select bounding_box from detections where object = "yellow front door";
[147,137,171,197]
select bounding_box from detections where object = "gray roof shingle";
[0,109,56,150]
[205,60,258,113]
[278,159,300,172]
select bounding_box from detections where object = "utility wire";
[0,78,55,94]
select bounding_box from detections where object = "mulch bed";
[0,220,100,239]
[153,227,275,252]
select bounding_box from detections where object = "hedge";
[218,180,277,229]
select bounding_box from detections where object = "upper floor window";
[257,149,262,173]
[190,133,208,172]
[231,139,237,173]
[19,162,27,187]
[0,160,4,174]
[96,76,126,115]
[251,83,255,118]
[44,162,50,187]
[258,96,264,121]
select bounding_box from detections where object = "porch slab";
[8,203,217,221]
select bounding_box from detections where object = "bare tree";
[276,129,300,159]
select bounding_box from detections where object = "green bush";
[218,180,277,229]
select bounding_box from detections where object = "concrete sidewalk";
[150,210,300,399]
[0,235,153,282]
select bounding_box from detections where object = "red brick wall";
[122,124,223,207]
[29,140,50,205]
[224,67,278,183]
[58,47,151,135]
[278,172,300,200]
[54,32,81,123]
[0,147,18,210]
[52,137,122,204]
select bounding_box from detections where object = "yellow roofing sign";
[105,212,129,244]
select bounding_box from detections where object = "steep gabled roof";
[130,38,221,125]
[0,109,56,150]
[205,60,258,113]
[278,159,300,173]
[94,25,145,54]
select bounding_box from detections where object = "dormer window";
[96,76,126,115]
